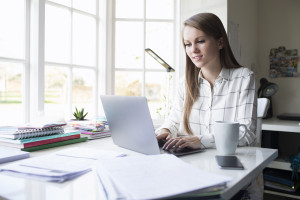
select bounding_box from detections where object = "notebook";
[100,95,204,156]
[0,126,64,140]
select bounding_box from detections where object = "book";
[0,146,30,164]
[80,129,111,140]
[263,168,296,187]
[0,131,80,148]
[21,137,88,152]
[0,126,64,139]
[264,180,300,192]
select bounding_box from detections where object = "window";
[44,0,98,120]
[0,0,26,124]
[0,0,178,124]
[113,0,177,119]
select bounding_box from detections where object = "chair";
[256,98,270,147]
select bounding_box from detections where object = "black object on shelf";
[277,113,300,121]
[257,78,278,119]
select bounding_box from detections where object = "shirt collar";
[198,67,230,83]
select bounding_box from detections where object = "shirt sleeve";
[155,79,185,138]
[237,71,257,146]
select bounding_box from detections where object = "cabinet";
[262,118,300,199]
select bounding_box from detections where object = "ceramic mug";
[214,121,248,155]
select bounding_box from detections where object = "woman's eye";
[197,40,205,43]
[184,43,191,47]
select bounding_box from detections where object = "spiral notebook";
[0,126,65,140]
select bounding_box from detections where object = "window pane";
[45,65,69,120]
[48,0,71,7]
[0,62,23,124]
[73,0,96,14]
[146,22,174,70]
[115,71,142,96]
[115,0,143,19]
[73,12,96,67]
[146,0,173,19]
[0,0,24,59]
[72,68,95,118]
[45,5,71,63]
[115,22,143,69]
[146,72,173,119]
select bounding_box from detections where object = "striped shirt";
[158,67,257,148]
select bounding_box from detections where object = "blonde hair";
[182,13,242,135]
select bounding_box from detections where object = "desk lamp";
[145,48,175,72]
[257,78,278,118]
[145,48,175,118]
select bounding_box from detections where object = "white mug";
[214,121,248,155]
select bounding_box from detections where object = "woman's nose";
[191,44,200,53]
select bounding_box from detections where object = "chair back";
[256,98,270,147]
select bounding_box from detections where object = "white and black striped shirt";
[158,67,257,148]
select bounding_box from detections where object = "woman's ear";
[218,37,224,49]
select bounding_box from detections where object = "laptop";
[100,95,204,156]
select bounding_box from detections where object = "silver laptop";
[100,95,204,156]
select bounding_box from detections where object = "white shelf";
[262,118,300,133]
[268,159,292,171]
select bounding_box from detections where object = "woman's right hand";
[156,128,172,140]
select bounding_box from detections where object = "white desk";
[0,137,278,200]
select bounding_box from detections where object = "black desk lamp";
[145,48,175,72]
[257,78,279,118]
[145,48,175,118]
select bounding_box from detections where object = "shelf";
[264,190,300,199]
[268,159,292,171]
[262,118,300,133]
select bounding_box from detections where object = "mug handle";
[238,124,248,141]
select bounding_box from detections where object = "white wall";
[227,0,258,74]
[258,0,300,115]
[179,0,227,78]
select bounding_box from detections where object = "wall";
[258,0,300,115]
[227,0,258,74]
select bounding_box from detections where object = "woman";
[156,13,260,199]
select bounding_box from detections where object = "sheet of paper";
[94,154,231,200]
[0,147,126,182]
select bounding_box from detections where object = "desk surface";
[0,137,278,200]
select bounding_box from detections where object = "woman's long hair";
[182,13,242,135]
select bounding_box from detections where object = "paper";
[94,154,231,200]
[0,147,126,182]
[0,146,30,164]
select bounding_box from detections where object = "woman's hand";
[156,128,172,140]
[162,136,201,151]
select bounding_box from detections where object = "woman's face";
[183,26,223,69]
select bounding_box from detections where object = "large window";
[0,0,26,124]
[0,0,178,125]
[44,0,98,120]
[113,0,176,119]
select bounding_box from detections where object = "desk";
[0,137,277,200]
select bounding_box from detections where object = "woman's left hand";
[162,136,201,151]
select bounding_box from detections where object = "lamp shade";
[258,78,278,98]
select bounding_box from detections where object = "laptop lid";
[100,95,160,155]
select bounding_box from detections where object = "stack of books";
[0,122,88,152]
[264,168,300,194]
[71,120,110,140]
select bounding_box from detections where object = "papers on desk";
[0,146,30,164]
[94,154,232,200]
[0,147,126,182]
